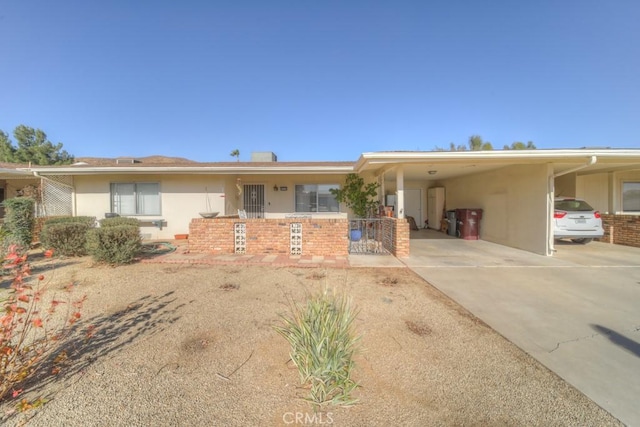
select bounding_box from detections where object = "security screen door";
[243,184,264,218]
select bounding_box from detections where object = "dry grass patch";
[405,320,432,337]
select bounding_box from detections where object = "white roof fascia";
[0,168,34,177]
[355,149,640,170]
[25,165,355,176]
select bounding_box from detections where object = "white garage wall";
[577,170,640,214]
[576,173,609,213]
[442,164,551,255]
[383,180,429,225]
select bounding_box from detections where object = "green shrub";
[86,225,141,264]
[2,198,35,247]
[43,216,96,227]
[41,222,92,256]
[99,217,140,228]
[275,289,360,408]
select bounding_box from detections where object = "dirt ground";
[1,253,621,426]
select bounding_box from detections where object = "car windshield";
[555,199,594,212]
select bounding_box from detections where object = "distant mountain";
[75,156,198,166]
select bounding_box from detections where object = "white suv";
[554,198,604,244]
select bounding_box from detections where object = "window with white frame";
[295,184,340,213]
[110,183,161,215]
[622,182,640,212]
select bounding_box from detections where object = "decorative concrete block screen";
[290,222,303,255]
[189,218,350,256]
[600,214,640,248]
[234,223,246,254]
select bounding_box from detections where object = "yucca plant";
[275,289,360,408]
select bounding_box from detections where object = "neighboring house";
[0,162,43,220]
[17,148,640,257]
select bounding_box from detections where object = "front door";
[243,184,265,218]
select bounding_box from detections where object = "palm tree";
[230,149,240,162]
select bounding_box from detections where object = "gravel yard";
[1,255,621,426]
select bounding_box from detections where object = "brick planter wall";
[189,217,350,256]
[599,214,640,248]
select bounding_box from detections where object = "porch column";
[397,166,405,219]
[608,171,616,214]
[378,172,385,206]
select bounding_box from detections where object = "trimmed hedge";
[41,222,92,256]
[99,217,140,228]
[2,198,35,247]
[87,225,141,265]
[43,216,96,227]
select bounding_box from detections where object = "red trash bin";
[455,209,483,240]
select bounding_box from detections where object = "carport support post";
[397,166,405,219]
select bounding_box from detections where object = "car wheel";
[571,238,593,244]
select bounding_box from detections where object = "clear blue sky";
[1,1,638,161]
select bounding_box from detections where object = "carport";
[355,149,640,256]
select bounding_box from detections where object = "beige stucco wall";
[237,173,348,219]
[73,173,350,239]
[442,164,551,255]
[74,174,227,239]
[555,174,577,198]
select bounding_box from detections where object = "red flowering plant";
[0,245,87,405]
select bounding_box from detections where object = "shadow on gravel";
[11,291,188,409]
[0,260,82,289]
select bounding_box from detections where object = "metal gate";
[243,184,264,218]
[349,218,393,255]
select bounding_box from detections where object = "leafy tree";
[503,141,536,150]
[434,142,467,151]
[435,135,493,151]
[436,135,536,151]
[0,131,15,162]
[329,173,380,218]
[0,125,73,165]
[468,135,493,151]
[230,149,240,162]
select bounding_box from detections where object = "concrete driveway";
[404,232,640,426]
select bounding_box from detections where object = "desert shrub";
[0,246,88,404]
[99,217,140,228]
[40,222,92,256]
[2,198,35,247]
[275,289,360,408]
[42,216,96,227]
[86,225,141,264]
